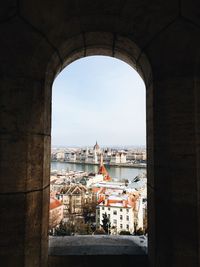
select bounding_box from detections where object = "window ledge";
[49,235,147,256]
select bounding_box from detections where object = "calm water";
[51,161,145,181]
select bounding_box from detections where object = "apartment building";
[96,194,143,234]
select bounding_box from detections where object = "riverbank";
[51,160,146,169]
[51,161,145,181]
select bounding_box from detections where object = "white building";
[56,151,65,161]
[96,195,135,234]
[120,153,127,163]
[110,153,127,164]
[110,153,121,164]
[69,153,76,162]
[80,174,104,187]
[93,150,98,164]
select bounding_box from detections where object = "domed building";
[93,141,101,154]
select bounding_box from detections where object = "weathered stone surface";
[0,0,17,22]
[0,1,200,267]
[182,0,200,27]
[49,255,148,267]
[49,235,147,255]
[0,187,49,267]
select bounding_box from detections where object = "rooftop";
[50,198,63,210]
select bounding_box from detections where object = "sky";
[52,56,146,147]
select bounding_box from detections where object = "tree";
[136,227,144,235]
[119,230,131,235]
[49,209,62,232]
[101,213,111,234]
[54,221,73,236]
[75,222,93,235]
[82,201,97,223]
[94,228,106,235]
[90,223,96,233]
[134,221,138,235]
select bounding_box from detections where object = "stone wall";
[0,1,200,267]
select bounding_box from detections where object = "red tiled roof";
[98,164,112,181]
[104,174,112,181]
[98,165,108,176]
[50,198,62,210]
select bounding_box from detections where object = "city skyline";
[51,143,146,149]
[52,56,146,147]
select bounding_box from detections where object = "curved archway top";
[46,32,152,89]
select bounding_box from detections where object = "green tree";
[54,221,68,236]
[119,230,131,235]
[101,213,111,234]
[76,222,93,235]
[82,201,97,223]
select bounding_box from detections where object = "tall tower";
[93,150,98,164]
[93,141,100,154]
[98,154,111,181]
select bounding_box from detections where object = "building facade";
[49,198,64,230]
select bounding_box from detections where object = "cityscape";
[49,142,147,236]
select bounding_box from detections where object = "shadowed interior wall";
[0,1,200,267]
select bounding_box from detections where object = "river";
[51,161,146,181]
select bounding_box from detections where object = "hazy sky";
[52,56,146,147]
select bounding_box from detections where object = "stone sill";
[49,235,148,255]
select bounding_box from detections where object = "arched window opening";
[49,55,147,253]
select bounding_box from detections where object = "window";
[126,215,129,221]
[51,56,147,240]
[126,225,129,230]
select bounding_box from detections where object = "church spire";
[98,153,111,181]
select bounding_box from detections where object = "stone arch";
[1,2,200,267]
[46,32,152,89]
[45,32,152,196]
[45,31,152,264]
